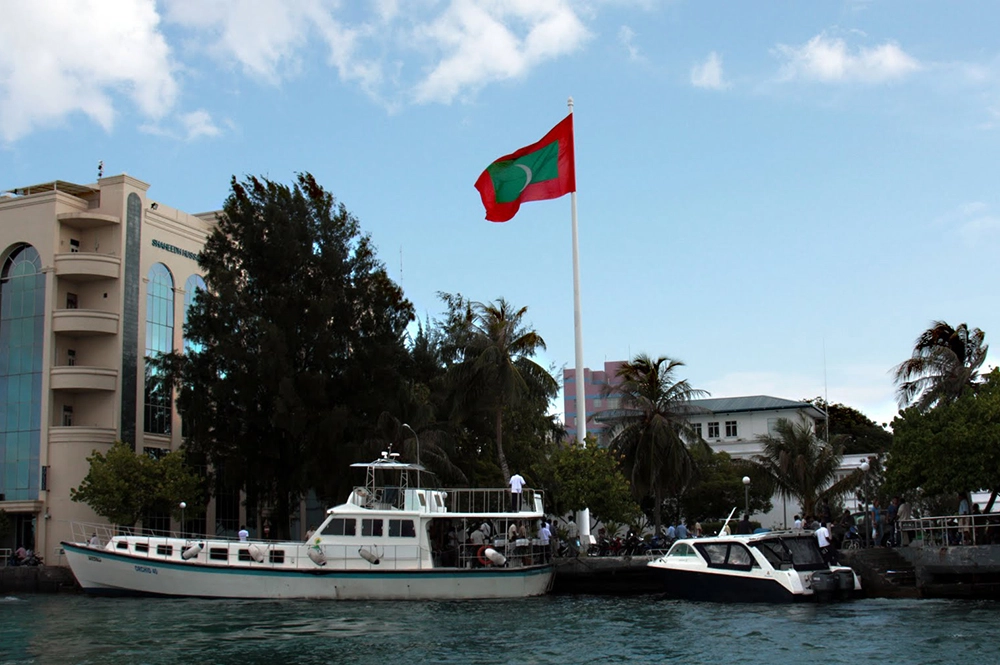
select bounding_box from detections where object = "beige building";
[0,174,220,561]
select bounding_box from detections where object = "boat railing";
[899,513,1000,547]
[443,487,544,514]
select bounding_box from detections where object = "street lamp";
[402,423,421,489]
[742,476,751,518]
[179,501,187,538]
[860,461,870,548]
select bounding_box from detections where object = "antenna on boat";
[719,507,738,536]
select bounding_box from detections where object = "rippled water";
[2,593,998,665]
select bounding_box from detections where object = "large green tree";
[599,354,709,535]
[71,442,205,527]
[892,321,988,412]
[167,174,414,537]
[751,418,858,518]
[541,441,639,527]
[678,447,773,524]
[441,295,557,482]
[886,368,1000,510]
[807,398,892,454]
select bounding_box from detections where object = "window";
[62,406,73,427]
[69,239,80,253]
[144,263,174,434]
[362,518,383,537]
[238,549,254,562]
[156,544,173,556]
[725,421,738,437]
[66,293,78,309]
[67,349,76,366]
[135,543,148,553]
[708,422,720,438]
[209,548,228,561]
[691,423,702,438]
[116,542,128,550]
[269,550,285,564]
[183,274,207,354]
[322,518,356,537]
[667,542,698,557]
[389,519,416,538]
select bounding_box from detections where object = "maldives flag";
[474,114,576,222]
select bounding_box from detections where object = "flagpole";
[568,97,586,446]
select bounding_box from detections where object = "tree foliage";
[892,321,988,412]
[751,418,859,518]
[70,442,205,527]
[166,174,414,537]
[807,398,892,454]
[886,368,1000,503]
[599,354,710,534]
[678,447,774,523]
[541,440,639,527]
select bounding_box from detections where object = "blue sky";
[2,0,998,429]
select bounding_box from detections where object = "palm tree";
[599,355,709,535]
[449,298,557,481]
[751,418,858,518]
[892,321,988,412]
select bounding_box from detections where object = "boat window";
[238,549,253,562]
[116,542,129,550]
[727,544,756,568]
[362,518,383,537]
[780,537,827,571]
[156,545,173,556]
[753,540,792,568]
[269,550,285,564]
[698,543,729,565]
[389,519,416,538]
[418,494,426,507]
[434,494,444,508]
[209,548,228,561]
[667,542,698,557]
[322,518,357,537]
[135,543,148,553]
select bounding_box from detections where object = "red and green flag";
[474,114,576,222]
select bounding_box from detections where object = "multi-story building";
[0,174,219,560]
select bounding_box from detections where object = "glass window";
[183,274,206,354]
[0,245,44,500]
[727,544,756,567]
[322,518,357,537]
[691,423,702,438]
[698,543,728,565]
[389,519,416,538]
[725,421,738,437]
[362,518,383,537]
[667,542,698,557]
[707,422,720,438]
[144,263,174,434]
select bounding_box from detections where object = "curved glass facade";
[0,245,45,501]
[183,274,206,354]
[144,263,174,434]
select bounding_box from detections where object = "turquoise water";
[2,594,998,664]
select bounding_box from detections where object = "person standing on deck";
[509,472,526,511]
[238,525,249,542]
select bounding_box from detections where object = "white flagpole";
[568,97,585,446]
[568,97,592,549]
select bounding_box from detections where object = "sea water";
[1,594,998,665]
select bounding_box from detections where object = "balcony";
[54,253,121,281]
[56,211,119,230]
[52,309,119,336]
[50,367,117,392]
[49,426,117,446]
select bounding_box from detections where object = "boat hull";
[653,566,806,603]
[62,542,553,600]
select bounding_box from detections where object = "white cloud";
[0,0,177,142]
[411,0,590,104]
[691,51,729,90]
[774,34,920,84]
[619,25,641,61]
[180,110,221,140]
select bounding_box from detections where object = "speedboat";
[61,453,553,599]
[647,529,861,603]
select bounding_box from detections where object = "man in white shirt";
[815,521,836,565]
[509,472,526,511]
[566,517,579,554]
[238,525,249,542]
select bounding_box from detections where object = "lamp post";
[402,423,420,489]
[742,476,751,518]
[179,501,187,538]
[860,461,870,548]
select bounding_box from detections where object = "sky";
[2,0,999,430]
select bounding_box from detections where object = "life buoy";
[477,545,492,566]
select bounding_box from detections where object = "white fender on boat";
[181,543,203,560]
[247,543,266,563]
[484,547,506,567]
[359,547,380,565]
[307,547,327,566]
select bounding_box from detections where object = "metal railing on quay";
[898,514,1000,547]
[0,547,10,566]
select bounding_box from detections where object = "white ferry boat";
[647,530,862,603]
[61,454,554,599]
